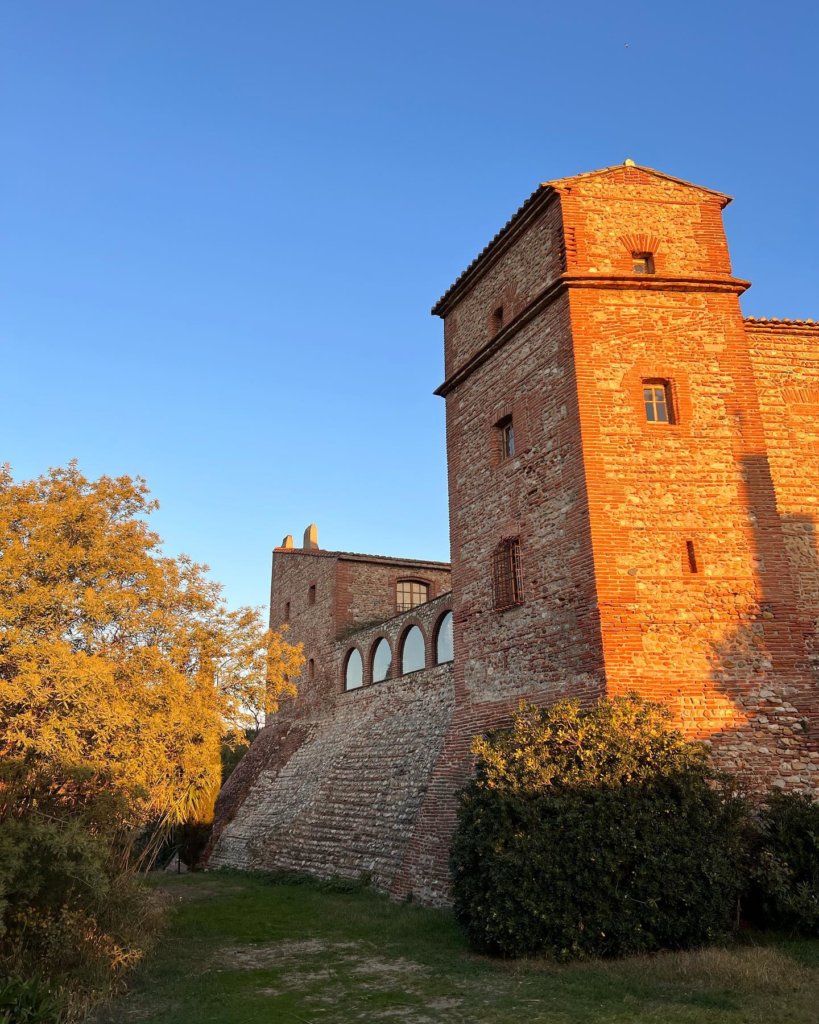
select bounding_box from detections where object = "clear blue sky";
[3,1,817,613]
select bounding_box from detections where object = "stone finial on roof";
[281,535,294,549]
[624,158,636,166]
[303,524,319,550]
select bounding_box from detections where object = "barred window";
[492,537,524,610]
[396,579,429,612]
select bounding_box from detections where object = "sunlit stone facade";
[208,163,819,904]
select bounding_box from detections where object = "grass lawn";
[93,871,819,1024]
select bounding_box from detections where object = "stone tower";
[431,161,819,793]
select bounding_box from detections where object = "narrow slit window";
[284,601,290,622]
[496,415,515,459]
[633,252,655,274]
[643,380,673,424]
[492,537,524,610]
[492,305,504,332]
[308,658,315,679]
[686,540,699,574]
[308,584,316,605]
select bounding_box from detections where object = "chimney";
[303,524,319,550]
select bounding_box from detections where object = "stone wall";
[208,590,455,900]
[268,547,451,715]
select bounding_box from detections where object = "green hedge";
[450,695,749,959]
[747,791,819,935]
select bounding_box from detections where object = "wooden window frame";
[396,579,430,613]
[642,379,675,425]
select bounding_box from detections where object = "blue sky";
[3,1,817,613]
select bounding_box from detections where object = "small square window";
[633,252,655,274]
[643,380,674,424]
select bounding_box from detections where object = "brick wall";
[747,318,819,700]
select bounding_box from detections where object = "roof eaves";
[273,547,451,569]
[431,183,554,316]
[744,316,819,328]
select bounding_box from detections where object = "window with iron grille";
[396,579,429,612]
[492,538,524,610]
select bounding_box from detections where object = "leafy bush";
[0,765,164,1018]
[0,975,63,1024]
[746,791,819,935]
[450,695,748,959]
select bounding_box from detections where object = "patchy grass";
[92,871,819,1024]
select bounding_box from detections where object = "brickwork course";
[208,162,819,904]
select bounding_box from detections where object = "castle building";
[208,162,819,904]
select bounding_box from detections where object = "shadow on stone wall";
[704,453,819,792]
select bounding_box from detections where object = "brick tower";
[430,161,819,790]
[393,162,819,898]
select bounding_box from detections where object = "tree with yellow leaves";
[0,462,303,832]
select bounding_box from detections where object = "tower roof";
[545,162,732,204]
[431,163,732,316]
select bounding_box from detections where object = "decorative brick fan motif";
[620,233,661,256]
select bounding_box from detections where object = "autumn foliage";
[0,463,302,829]
[0,463,303,1013]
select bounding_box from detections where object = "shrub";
[0,765,164,1017]
[450,695,748,959]
[746,790,819,935]
[0,975,63,1024]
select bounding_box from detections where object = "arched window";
[371,638,392,683]
[401,625,426,675]
[435,611,454,664]
[344,649,363,690]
